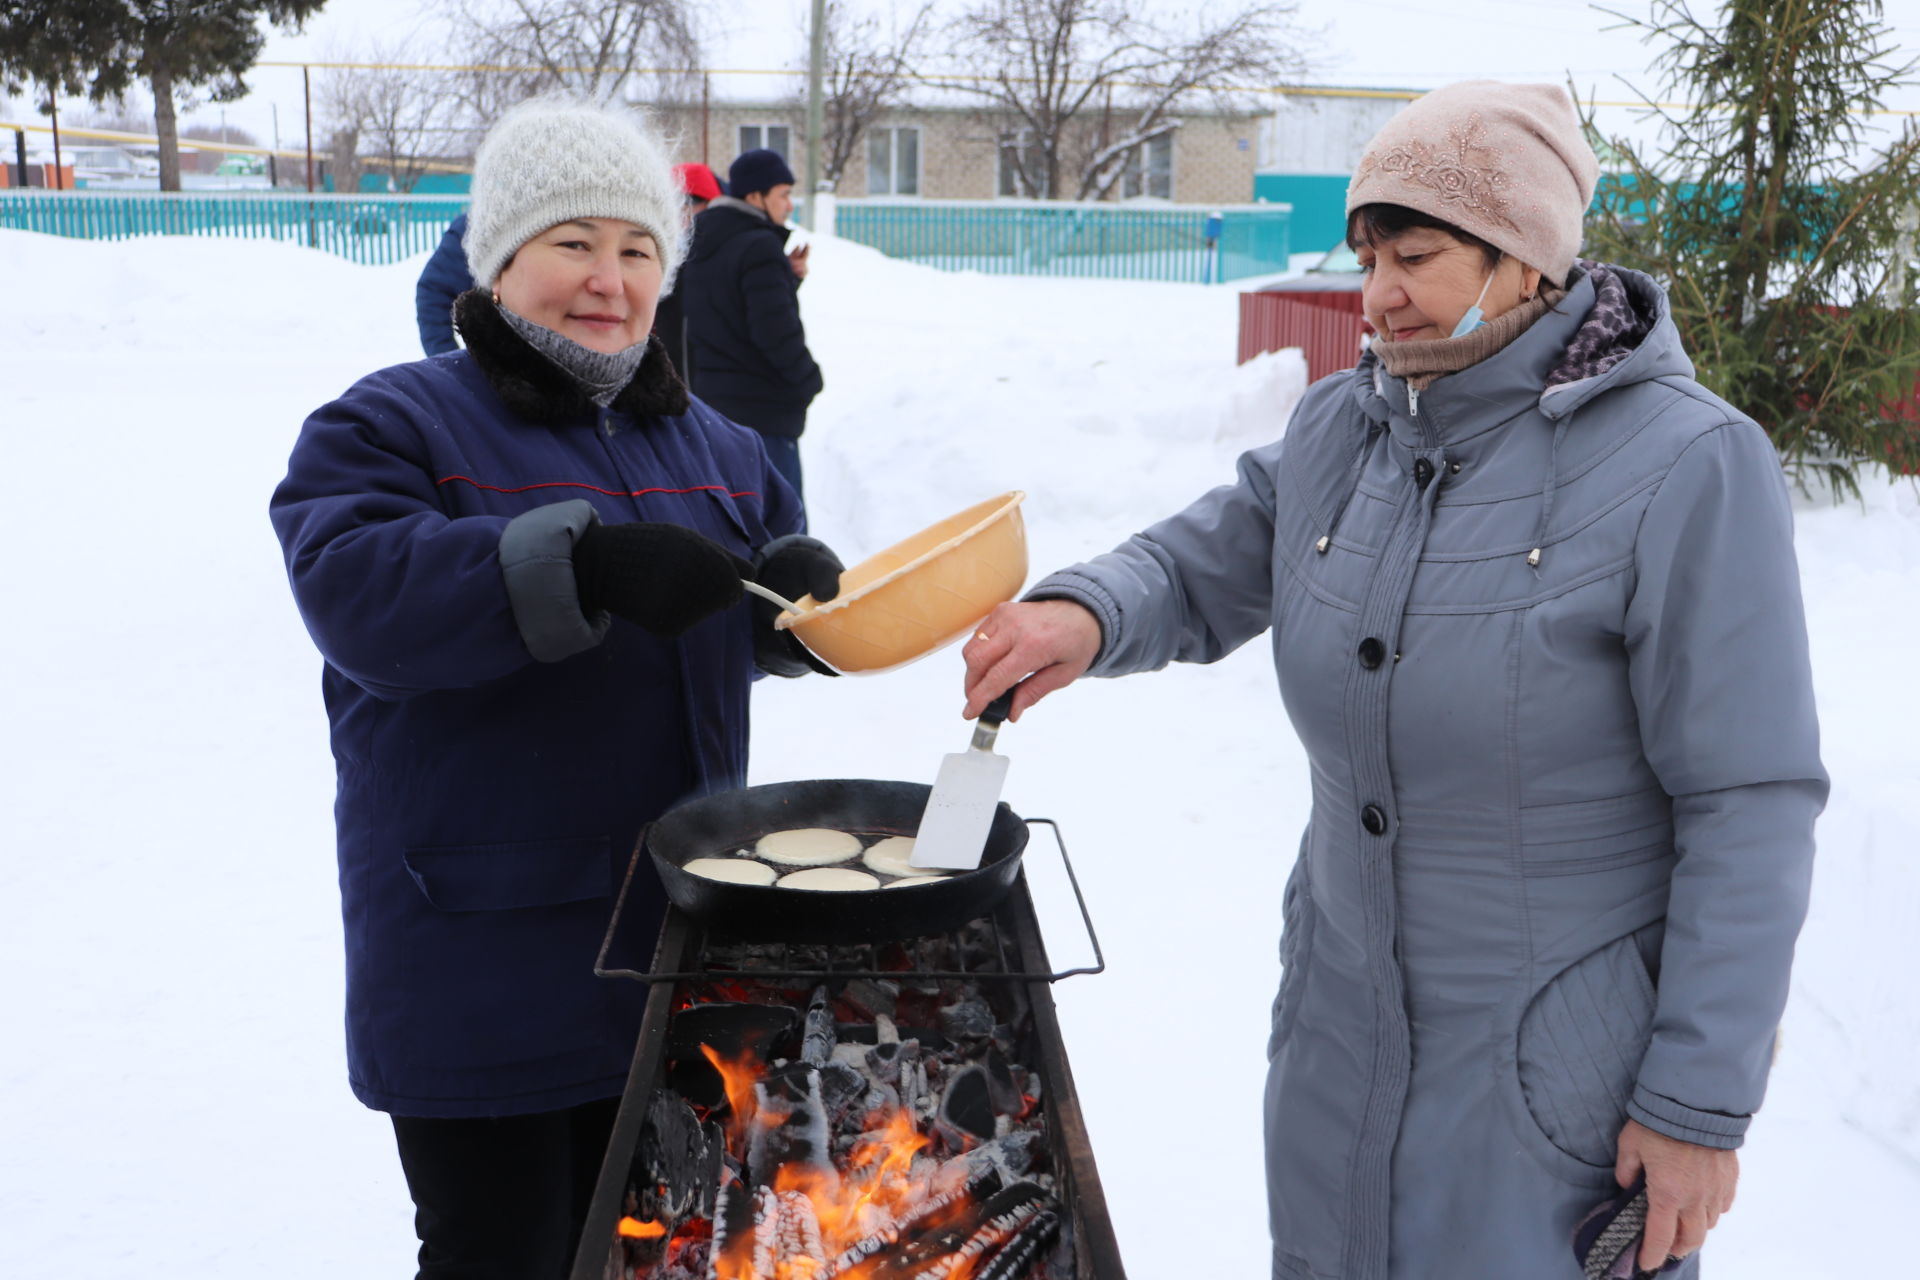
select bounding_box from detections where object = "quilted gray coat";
[1033,266,1826,1279]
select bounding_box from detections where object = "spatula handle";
[981,688,1017,727]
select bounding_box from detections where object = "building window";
[866,126,920,196]
[737,124,793,160]
[1122,132,1174,200]
[996,128,1038,198]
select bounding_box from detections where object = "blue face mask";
[1450,264,1500,338]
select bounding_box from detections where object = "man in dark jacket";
[679,149,822,501]
[414,213,473,356]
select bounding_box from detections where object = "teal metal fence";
[0,191,468,265]
[0,190,1294,282]
[832,199,1291,284]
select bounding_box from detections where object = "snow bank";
[1,226,1915,1278]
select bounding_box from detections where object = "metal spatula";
[911,689,1017,871]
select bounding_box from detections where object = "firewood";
[972,1203,1062,1280]
[827,1169,1004,1276]
[901,1182,1052,1279]
[802,984,837,1067]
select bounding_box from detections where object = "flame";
[699,1057,944,1280]
[700,1043,762,1144]
[767,1123,901,1250]
[689,1013,1002,1280]
[846,1108,931,1210]
[617,1216,667,1240]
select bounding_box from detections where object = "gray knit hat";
[464,97,686,291]
[1346,81,1599,287]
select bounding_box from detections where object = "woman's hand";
[961,600,1101,720]
[571,520,751,636]
[750,534,843,677]
[1615,1118,1739,1271]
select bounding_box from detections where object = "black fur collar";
[452,289,690,426]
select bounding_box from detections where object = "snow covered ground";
[2,228,1916,1278]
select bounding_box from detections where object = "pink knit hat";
[1346,81,1599,287]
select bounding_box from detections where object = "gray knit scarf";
[498,304,650,408]
[1370,259,1653,393]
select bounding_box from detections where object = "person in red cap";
[652,163,725,385]
[674,161,722,204]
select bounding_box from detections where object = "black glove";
[751,534,844,677]
[571,521,752,637]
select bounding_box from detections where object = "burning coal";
[613,964,1066,1280]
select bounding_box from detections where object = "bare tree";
[786,0,937,189]
[319,42,463,193]
[447,0,702,127]
[940,0,1313,200]
[69,93,152,135]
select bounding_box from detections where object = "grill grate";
[571,817,1127,1280]
[595,819,1105,986]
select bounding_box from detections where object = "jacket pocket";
[387,836,622,1075]
[693,485,772,557]
[1268,844,1316,1061]
[1516,923,1659,1166]
[403,836,612,912]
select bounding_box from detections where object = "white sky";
[8,0,1920,158]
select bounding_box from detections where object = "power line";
[237,60,1920,116]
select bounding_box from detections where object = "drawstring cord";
[1317,418,1382,554]
[1528,412,1573,570]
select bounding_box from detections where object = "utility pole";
[804,0,825,229]
[48,87,62,190]
[303,65,315,193]
[303,64,316,250]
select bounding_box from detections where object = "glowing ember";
[619,1216,668,1240]
[622,973,1065,1280]
[701,1030,1003,1278]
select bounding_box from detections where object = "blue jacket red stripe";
[270,321,802,1117]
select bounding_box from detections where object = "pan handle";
[1021,817,1106,981]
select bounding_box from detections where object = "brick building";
[651,99,1260,206]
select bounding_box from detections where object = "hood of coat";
[452,289,690,427]
[687,198,789,266]
[1353,261,1691,443]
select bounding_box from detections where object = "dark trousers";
[700,393,808,508]
[391,1097,619,1280]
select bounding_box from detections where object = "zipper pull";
[1408,385,1421,417]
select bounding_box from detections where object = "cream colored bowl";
[776,492,1028,674]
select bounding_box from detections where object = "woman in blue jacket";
[270,98,842,1279]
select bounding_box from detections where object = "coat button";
[1361,804,1388,836]
[1413,458,1435,489]
[1357,637,1386,669]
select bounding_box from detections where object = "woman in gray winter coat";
[961,82,1825,1280]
